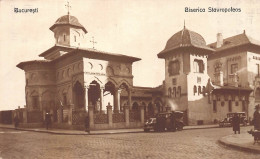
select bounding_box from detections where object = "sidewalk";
[0,123,218,135]
[219,133,260,154]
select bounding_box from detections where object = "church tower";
[49,5,87,47]
[157,26,214,125]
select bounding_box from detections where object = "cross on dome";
[65,1,71,15]
[90,36,97,49]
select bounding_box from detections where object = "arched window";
[168,88,172,98]
[168,60,180,76]
[173,87,176,98]
[202,86,206,96]
[178,86,181,97]
[198,86,202,95]
[194,85,197,95]
[63,34,66,42]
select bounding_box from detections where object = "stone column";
[50,109,54,122]
[68,108,73,125]
[68,104,74,125]
[124,106,130,127]
[88,106,94,129]
[114,89,121,113]
[84,86,89,112]
[39,96,43,111]
[140,105,145,124]
[107,103,113,128]
[100,87,104,114]
[128,89,132,110]
[57,106,63,123]
[43,109,46,121]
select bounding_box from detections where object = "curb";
[184,126,219,130]
[218,137,260,154]
[0,125,219,135]
[0,126,143,135]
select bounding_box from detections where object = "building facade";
[15,13,260,129]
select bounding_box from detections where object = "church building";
[15,11,260,129]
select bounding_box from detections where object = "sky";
[1,0,260,110]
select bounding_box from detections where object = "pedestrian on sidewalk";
[45,113,51,130]
[14,115,19,130]
[232,113,240,134]
[85,113,90,134]
[253,105,260,131]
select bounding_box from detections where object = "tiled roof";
[158,27,214,58]
[213,85,253,92]
[16,60,51,69]
[49,15,87,33]
[38,45,141,63]
[208,32,260,52]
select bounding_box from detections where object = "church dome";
[158,27,213,58]
[50,15,87,33]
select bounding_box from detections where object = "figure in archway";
[104,81,116,113]
[88,81,101,113]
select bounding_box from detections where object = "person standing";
[232,113,240,134]
[253,105,260,131]
[45,113,51,130]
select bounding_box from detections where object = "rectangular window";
[197,77,201,84]
[172,78,177,85]
[193,60,204,73]
[63,34,66,42]
[231,63,238,74]
[74,36,76,42]
[213,100,217,112]
[256,64,260,76]
[168,60,180,76]
[228,100,232,112]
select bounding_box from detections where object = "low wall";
[0,110,13,124]
[92,121,143,130]
[19,122,44,128]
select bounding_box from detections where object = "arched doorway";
[73,81,85,109]
[119,83,129,112]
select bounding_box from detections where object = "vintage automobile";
[144,111,185,132]
[219,112,248,127]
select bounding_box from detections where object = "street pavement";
[0,126,259,159]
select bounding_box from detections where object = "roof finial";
[243,29,246,34]
[90,36,97,49]
[65,1,71,15]
[184,20,186,29]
